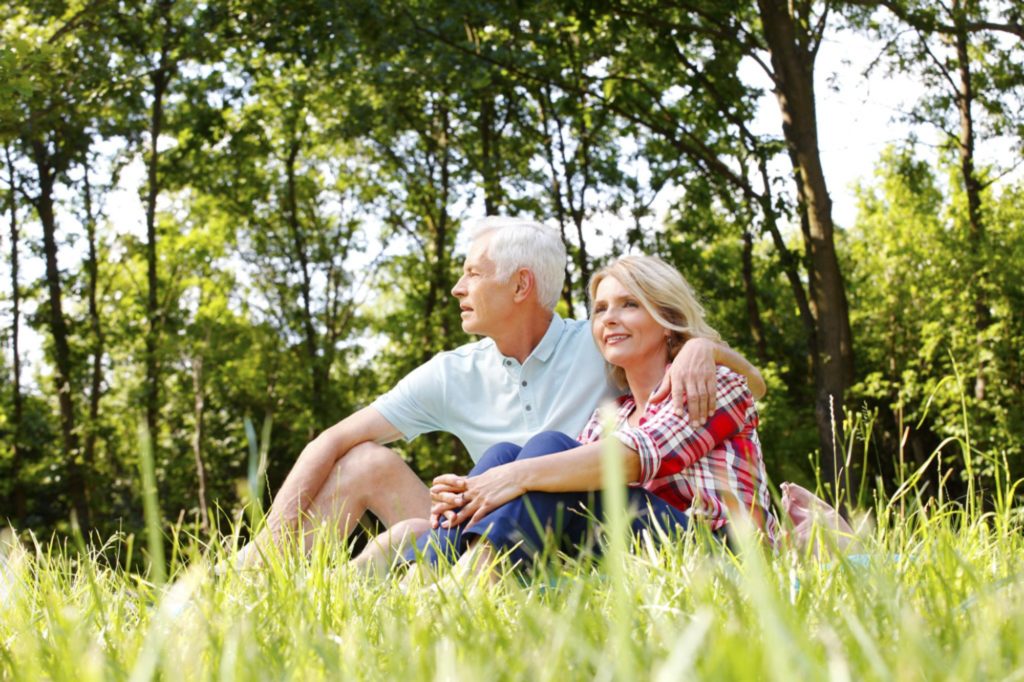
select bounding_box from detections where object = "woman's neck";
[623,354,669,413]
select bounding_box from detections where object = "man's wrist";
[684,336,720,360]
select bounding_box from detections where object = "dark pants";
[406,431,691,568]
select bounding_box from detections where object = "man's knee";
[342,441,413,480]
[328,442,413,502]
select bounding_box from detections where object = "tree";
[0,4,123,526]
[2,143,26,521]
[845,0,1024,404]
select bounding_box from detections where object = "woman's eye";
[624,300,638,308]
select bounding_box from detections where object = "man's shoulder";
[381,336,498,401]
[425,336,499,366]
[561,316,591,333]
[553,315,595,349]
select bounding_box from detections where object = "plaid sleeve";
[613,368,753,487]
[577,408,604,443]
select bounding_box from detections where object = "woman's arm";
[435,440,640,528]
[628,368,753,487]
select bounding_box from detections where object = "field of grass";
[3,411,1024,681]
[2,481,1023,682]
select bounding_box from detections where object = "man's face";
[451,234,517,337]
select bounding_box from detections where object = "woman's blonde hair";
[588,255,721,389]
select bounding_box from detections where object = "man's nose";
[451,277,466,298]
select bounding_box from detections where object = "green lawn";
[2,492,1022,681]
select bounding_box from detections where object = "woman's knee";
[471,442,522,474]
[517,431,579,460]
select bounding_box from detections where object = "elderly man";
[248,218,764,560]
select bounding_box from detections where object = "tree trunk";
[757,156,819,375]
[558,99,592,305]
[4,144,26,522]
[537,87,576,315]
[30,140,90,526]
[757,0,855,493]
[191,344,210,533]
[478,91,503,215]
[82,163,105,488]
[284,134,328,432]
[144,37,171,453]
[421,104,453,362]
[952,2,991,401]
[741,229,769,364]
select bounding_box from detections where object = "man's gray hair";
[469,217,566,311]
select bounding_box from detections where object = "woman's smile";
[591,276,668,369]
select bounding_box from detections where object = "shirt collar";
[529,313,568,364]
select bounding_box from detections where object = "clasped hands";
[429,461,527,529]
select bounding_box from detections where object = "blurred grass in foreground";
[2,481,1022,680]
[1,394,1022,681]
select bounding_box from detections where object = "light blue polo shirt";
[372,314,618,462]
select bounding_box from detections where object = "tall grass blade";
[599,407,632,680]
[137,420,166,586]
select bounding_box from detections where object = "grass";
[1,404,1022,681]
[1,487,1023,681]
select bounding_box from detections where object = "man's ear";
[512,267,535,303]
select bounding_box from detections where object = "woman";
[359,255,777,575]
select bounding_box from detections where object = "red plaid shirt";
[578,366,779,542]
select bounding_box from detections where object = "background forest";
[1,0,1022,540]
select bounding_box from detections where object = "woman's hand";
[431,462,528,529]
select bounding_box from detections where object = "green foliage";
[846,145,1024,492]
[1,0,1022,543]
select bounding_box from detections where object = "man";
[250,218,764,559]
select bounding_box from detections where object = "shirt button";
[504,360,511,367]
[521,381,528,387]
[525,405,532,412]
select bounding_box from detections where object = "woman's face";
[591,276,668,369]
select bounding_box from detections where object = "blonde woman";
[407,255,778,570]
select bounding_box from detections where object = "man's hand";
[430,463,527,529]
[429,475,467,528]
[652,337,717,425]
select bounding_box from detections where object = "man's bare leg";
[239,442,430,565]
[351,518,432,577]
[300,441,431,550]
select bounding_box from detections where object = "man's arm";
[263,406,402,535]
[655,337,766,425]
